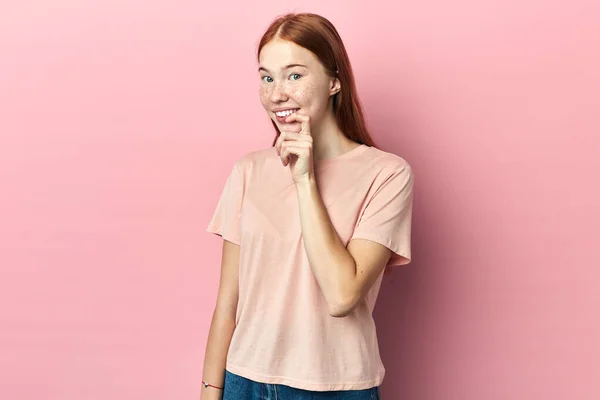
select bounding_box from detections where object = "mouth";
[274,108,300,123]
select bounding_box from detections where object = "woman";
[202,12,414,400]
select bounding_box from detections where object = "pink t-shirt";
[207,144,414,391]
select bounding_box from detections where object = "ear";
[329,77,341,96]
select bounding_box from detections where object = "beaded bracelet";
[202,381,223,390]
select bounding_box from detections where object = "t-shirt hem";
[206,225,240,245]
[351,231,410,266]
[225,363,383,391]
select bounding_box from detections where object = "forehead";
[258,39,319,69]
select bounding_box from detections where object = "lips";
[274,108,300,124]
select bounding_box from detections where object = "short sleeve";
[206,163,244,245]
[350,163,414,267]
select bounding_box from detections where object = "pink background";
[1,1,599,399]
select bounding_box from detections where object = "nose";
[269,81,288,103]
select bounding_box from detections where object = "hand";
[275,112,314,184]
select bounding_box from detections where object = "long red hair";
[257,13,378,148]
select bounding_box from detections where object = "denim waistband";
[222,369,380,400]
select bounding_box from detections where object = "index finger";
[284,113,310,134]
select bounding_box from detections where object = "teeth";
[275,109,298,117]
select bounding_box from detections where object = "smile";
[274,109,299,117]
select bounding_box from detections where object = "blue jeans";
[222,370,380,400]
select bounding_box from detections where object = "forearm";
[295,177,358,316]
[200,310,236,400]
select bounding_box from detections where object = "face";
[258,39,340,131]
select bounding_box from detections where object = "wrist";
[202,380,223,390]
[294,174,317,188]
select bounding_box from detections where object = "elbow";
[327,294,359,318]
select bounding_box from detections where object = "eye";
[261,76,273,83]
[290,73,302,81]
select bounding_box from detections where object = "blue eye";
[262,76,273,83]
[290,73,302,81]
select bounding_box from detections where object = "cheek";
[291,85,316,104]
[258,86,270,107]
[295,84,325,112]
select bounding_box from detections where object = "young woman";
[201,12,414,400]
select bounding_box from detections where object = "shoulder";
[231,146,278,173]
[362,145,413,180]
[229,146,289,188]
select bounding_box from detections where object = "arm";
[277,113,408,318]
[200,239,240,400]
[295,178,393,318]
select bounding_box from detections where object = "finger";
[284,112,307,130]
[281,142,311,165]
[285,112,309,124]
[275,132,285,156]
[280,132,312,143]
[284,113,310,135]
[275,131,295,156]
[279,132,311,159]
[281,144,310,166]
[279,133,312,165]
[280,140,291,165]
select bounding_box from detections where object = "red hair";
[257,13,378,148]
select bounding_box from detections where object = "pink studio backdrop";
[1,1,598,399]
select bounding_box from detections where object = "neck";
[311,108,356,161]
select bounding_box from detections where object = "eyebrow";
[258,63,308,73]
